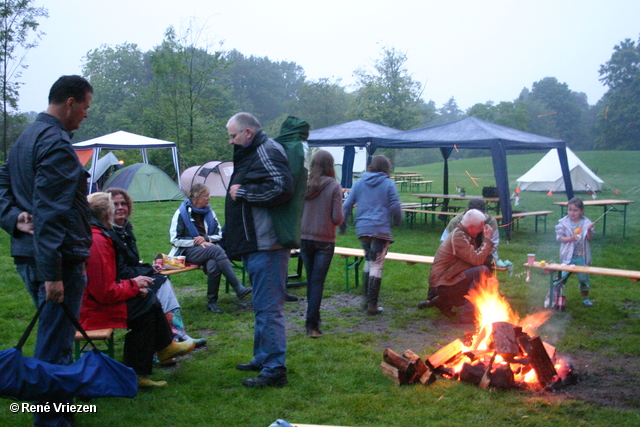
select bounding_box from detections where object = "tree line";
[2,3,639,174]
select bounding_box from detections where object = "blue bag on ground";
[0,301,137,401]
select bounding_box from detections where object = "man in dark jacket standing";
[0,75,93,427]
[225,112,296,388]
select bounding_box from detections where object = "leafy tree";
[596,35,640,150]
[226,49,306,124]
[80,43,149,140]
[289,77,351,129]
[350,46,428,131]
[519,77,588,148]
[150,24,230,150]
[350,46,431,166]
[0,0,47,160]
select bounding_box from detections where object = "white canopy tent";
[73,131,181,189]
[516,147,604,192]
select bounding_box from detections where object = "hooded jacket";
[342,171,402,238]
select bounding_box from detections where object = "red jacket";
[80,225,140,330]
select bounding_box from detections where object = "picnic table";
[552,199,634,237]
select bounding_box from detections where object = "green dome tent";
[103,163,185,202]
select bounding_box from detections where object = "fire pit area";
[381,272,576,391]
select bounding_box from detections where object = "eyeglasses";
[229,129,245,140]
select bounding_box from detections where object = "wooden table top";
[552,199,634,207]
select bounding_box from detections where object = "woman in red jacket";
[80,192,196,388]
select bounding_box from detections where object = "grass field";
[1,150,639,426]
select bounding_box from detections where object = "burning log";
[489,363,515,389]
[526,336,558,387]
[403,350,436,385]
[459,362,486,385]
[491,321,519,358]
[427,339,464,371]
[479,351,497,389]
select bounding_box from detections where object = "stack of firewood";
[381,321,574,390]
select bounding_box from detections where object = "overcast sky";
[16,0,640,117]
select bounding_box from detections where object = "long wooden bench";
[334,246,505,292]
[409,180,433,192]
[526,261,640,306]
[495,210,554,233]
[402,208,459,229]
[526,261,640,282]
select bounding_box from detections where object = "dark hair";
[567,197,584,210]
[307,150,336,195]
[48,75,93,105]
[467,199,486,213]
[105,187,133,217]
[188,183,210,200]
[367,155,391,176]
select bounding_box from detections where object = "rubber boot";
[168,308,206,348]
[218,257,251,299]
[360,272,370,310]
[207,276,223,313]
[366,277,383,315]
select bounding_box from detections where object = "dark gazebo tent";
[371,117,575,240]
[307,120,399,188]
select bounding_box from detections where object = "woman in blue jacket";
[340,155,402,315]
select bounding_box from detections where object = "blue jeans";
[16,261,86,427]
[242,249,290,377]
[300,239,335,330]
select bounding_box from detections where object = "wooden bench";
[402,209,459,229]
[409,180,433,192]
[334,246,505,292]
[74,328,115,360]
[526,261,640,305]
[495,210,554,233]
[526,261,640,282]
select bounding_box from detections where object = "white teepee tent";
[516,148,604,192]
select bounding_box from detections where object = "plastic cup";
[527,253,535,267]
[176,256,186,267]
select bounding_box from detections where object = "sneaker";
[157,340,196,364]
[138,376,168,388]
[583,298,593,307]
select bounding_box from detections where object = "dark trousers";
[435,265,490,317]
[124,293,174,376]
[300,239,335,329]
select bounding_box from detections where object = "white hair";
[461,209,485,227]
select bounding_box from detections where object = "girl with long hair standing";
[300,150,344,337]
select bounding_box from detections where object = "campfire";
[382,272,575,390]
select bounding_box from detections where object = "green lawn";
[1,151,639,426]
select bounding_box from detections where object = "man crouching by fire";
[418,209,494,323]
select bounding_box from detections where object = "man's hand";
[45,281,64,303]
[483,224,494,240]
[229,184,241,201]
[17,211,34,235]
[133,276,153,289]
